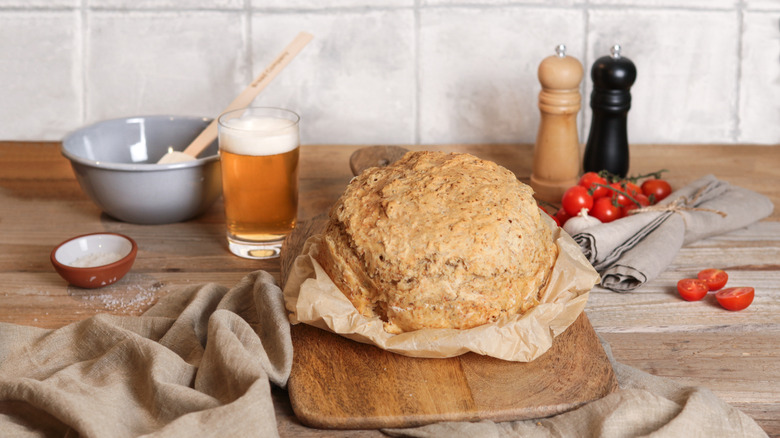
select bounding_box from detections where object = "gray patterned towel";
[572,175,774,292]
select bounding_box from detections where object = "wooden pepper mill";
[583,44,637,177]
[530,44,583,204]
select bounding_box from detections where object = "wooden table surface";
[1,142,778,437]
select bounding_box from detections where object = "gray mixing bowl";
[62,116,222,224]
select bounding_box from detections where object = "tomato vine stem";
[597,169,668,183]
[593,182,644,208]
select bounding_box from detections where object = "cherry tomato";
[624,181,642,196]
[609,183,634,207]
[561,185,594,216]
[555,208,572,227]
[621,193,651,216]
[697,268,728,291]
[578,172,609,199]
[676,278,709,301]
[642,179,672,203]
[590,197,623,223]
[715,287,754,311]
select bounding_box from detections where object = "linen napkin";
[0,271,292,438]
[0,271,768,437]
[573,175,774,292]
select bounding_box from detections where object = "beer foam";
[220,115,299,156]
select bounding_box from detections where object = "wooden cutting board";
[280,215,618,430]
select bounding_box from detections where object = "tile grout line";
[414,0,421,145]
[245,0,253,92]
[734,0,745,143]
[47,4,754,14]
[581,1,590,145]
[79,0,87,125]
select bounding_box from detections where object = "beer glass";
[217,107,300,259]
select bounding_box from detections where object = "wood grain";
[1,142,778,436]
[282,215,617,430]
[288,314,616,429]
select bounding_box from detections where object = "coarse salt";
[70,252,125,268]
[82,283,163,313]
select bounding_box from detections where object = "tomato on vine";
[561,185,593,216]
[556,169,671,225]
[578,172,610,199]
[624,181,642,196]
[621,193,650,216]
[609,183,634,207]
[642,178,672,203]
[590,197,622,223]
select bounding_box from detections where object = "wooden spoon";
[158,31,314,164]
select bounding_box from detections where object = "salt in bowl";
[51,233,138,289]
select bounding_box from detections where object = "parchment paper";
[282,218,600,362]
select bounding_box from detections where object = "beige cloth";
[0,271,292,437]
[0,271,768,437]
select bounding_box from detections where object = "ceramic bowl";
[61,115,222,224]
[51,233,138,289]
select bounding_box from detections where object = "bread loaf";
[314,151,557,334]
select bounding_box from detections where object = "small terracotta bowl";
[51,233,138,289]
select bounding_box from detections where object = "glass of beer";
[217,107,300,259]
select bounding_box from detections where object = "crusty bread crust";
[314,151,558,334]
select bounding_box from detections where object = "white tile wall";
[252,0,412,9]
[739,11,780,144]
[0,0,76,6]
[418,6,585,144]
[0,11,81,140]
[588,0,736,8]
[746,0,780,11]
[422,0,583,5]
[250,9,416,145]
[87,0,243,8]
[586,8,740,144]
[85,10,246,123]
[0,0,778,145]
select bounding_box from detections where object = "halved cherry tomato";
[561,185,594,216]
[579,172,609,199]
[697,268,728,291]
[677,278,709,301]
[642,178,672,203]
[590,197,623,223]
[715,287,754,311]
[555,208,572,227]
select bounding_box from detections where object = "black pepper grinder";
[583,44,637,177]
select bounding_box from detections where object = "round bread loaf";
[314,151,558,334]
